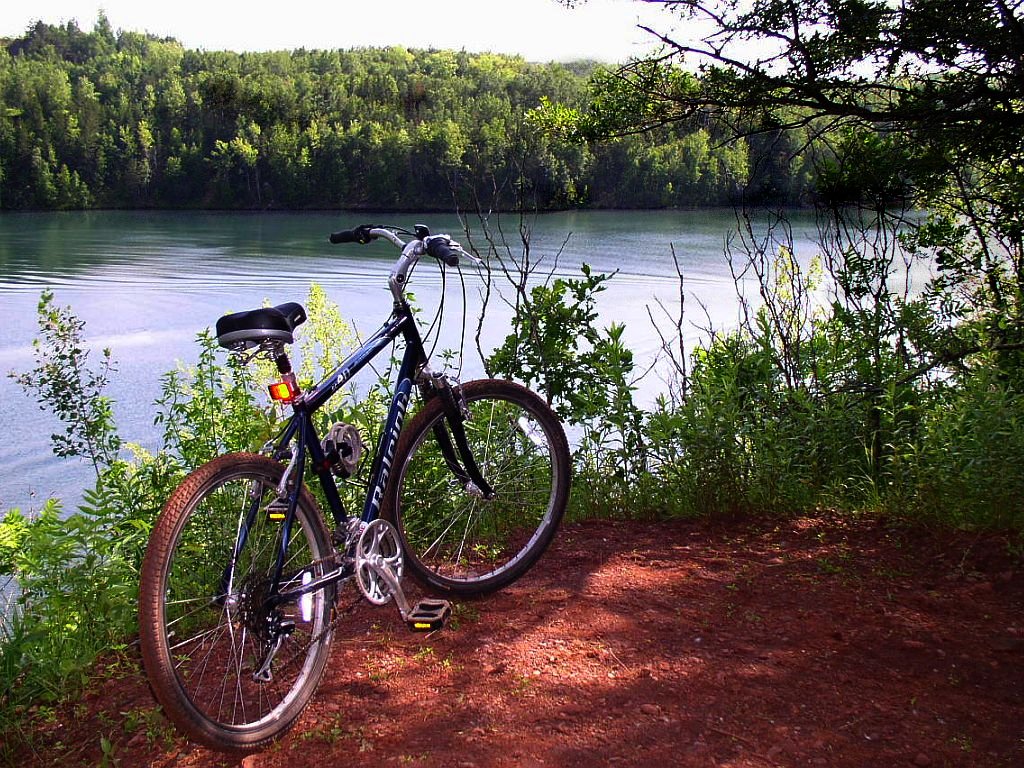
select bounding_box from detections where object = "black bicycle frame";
[227,281,497,610]
[288,306,425,528]
[223,301,425,601]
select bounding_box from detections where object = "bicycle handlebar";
[425,236,459,267]
[328,223,470,269]
[328,222,481,303]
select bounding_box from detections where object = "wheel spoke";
[140,454,335,750]
[393,381,568,594]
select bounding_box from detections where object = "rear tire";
[139,453,335,753]
[385,379,570,596]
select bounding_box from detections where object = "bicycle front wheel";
[139,453,335,753]
[385,379,570,596]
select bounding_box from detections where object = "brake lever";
[448,240,485,268]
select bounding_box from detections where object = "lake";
[0,209,822,514]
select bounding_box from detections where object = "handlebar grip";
[329,224,379,244]
[329,229,358,244]
[426,238,459,267]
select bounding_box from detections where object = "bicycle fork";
[422,370,496,499]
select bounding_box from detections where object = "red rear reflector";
[268,380,298,403]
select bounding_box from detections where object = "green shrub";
[907,373,1024,530]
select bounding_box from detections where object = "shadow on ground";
[15,514,1024,767]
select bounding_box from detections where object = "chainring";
[354,519,404,605]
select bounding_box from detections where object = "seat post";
[274,349,292,375]
[268,342,299,394]
[270,346,300,402]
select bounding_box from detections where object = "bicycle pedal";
[267,499,288,521]
[405,599,451,632]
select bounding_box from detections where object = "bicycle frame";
[222,300,422,605]
[279,306,424,525]
[233,295,492,610]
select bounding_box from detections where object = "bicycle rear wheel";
[139,453,335,753]
[385,379,570,596]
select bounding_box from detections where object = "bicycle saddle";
[215,302,307,350]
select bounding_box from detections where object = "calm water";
[0,209,820,513]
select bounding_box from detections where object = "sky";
[1,0,681,63]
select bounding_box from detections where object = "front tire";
[139,453,335,753]
[385,379,570,596]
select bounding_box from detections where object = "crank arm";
[363,557,451,632]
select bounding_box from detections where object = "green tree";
[547,0,1024,518]
[1,17,809,210]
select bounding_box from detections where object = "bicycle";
[138,223,570,753]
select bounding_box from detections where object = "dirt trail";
[17,514,1024,767]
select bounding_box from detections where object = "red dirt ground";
[12,514,1024,767]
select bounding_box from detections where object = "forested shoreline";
[0,18,810,212]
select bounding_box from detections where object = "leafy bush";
[905,373,1024,530]
[9,290,120,476]
[488,264,646,518]
[1,501,136,703]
